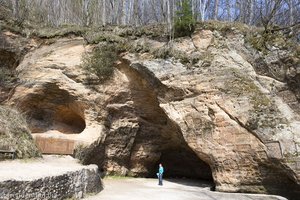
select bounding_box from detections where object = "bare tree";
[286,0,294,25]
[103,0,106,25]
[260,0,284,31]
[1,0,299,29]
[12,0,19,19]
[213,0,219,20]
[83,0,91,26]
[248,0,255,25]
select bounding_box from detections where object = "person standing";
[158,163,164,186]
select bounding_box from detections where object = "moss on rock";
[226,68,271,110]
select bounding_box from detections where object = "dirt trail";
[85,178,287,200]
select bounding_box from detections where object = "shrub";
[82,43,118,83]
[84,32,124,44]
[174,0,196,38]
[153,46,170,59]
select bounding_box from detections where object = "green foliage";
[82,43,118,83]
[174,0,196,38]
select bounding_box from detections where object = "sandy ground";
[0,157,287,200]
[85,178,287,200]
[0,155,94,181]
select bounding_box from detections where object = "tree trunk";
[213,0,219,20]
[226,0,231,21]
[167,0,172,32]
[133,0,139,26]
[249,0,254,25]
[83,0,91,26]
[287,0,294,25]
[141,0,145,25]
[102,0,106,25]
[201,0,207,21]
[191,0,195,18]
[12,0,19,20]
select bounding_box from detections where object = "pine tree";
[174,0,196,38]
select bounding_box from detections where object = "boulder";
[0,156,102,200]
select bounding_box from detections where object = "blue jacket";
[159,166,164,174]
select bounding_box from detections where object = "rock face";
[2,25,300,199]
[118,30,300,198]
[0,31,32,103]
[0,156,102,200]
[8,38,105,155]
[0,31,29,69]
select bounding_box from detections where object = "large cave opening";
[110,60,215,186]
[157,147,213,180]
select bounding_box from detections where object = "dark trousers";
[158,173,163,185]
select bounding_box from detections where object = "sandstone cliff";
[1,22,299,199]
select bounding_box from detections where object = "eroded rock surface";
[2,26,300,199]
[8,38,105,154]
[118,30,300,198]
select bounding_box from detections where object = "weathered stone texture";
[2,26,300,200]
[0,165,101,200]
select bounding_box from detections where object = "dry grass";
[0,106,41,159]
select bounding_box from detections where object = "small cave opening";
[29,105,86,134]
[53,106,86,134]
[18,83,86,134]
[24,102,86,135]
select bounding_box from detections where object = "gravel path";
[85,178,287,200]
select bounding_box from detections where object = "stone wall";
[0,165,102,200]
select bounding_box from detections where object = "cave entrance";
[147,145,215,190]
[157,147,213,180]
